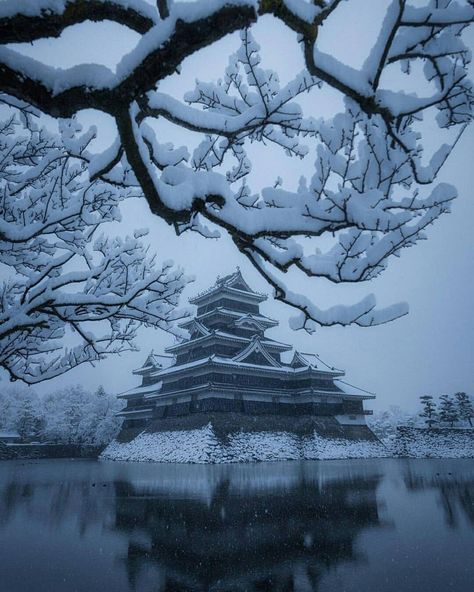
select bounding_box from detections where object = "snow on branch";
[0,0,472,330]
[0,0,158,44]
[0,110,192,384]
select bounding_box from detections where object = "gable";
[232,279,251,292]
[290,351,310,368]
[226,270,253,293]
[235,316,265,332]
[242,351,274,366]
[188,319,210,338]
[232,337,281,367]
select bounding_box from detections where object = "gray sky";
[3,0,473,412]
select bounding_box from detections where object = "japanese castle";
[118,270,374,433]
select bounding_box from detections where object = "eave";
[116,407,154,418]
[117,382,162,399]
[180,307,278,328]
[190,284,267,305]
[149,355,345,379]
[164,330,292,354]
[147,382,357,401]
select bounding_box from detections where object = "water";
[0,459,473,592]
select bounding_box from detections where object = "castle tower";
[117,270,374,435]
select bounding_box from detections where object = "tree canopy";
[0,105,191,383]
[0,0,472,331]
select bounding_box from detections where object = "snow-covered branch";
[0,112,191,384]
[0,0,472,330]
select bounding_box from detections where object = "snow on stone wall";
[302,433,389,460]
[393,427,474,459]
[100,423,389,463]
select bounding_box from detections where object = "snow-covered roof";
[189,269,267,304]
[235,312,278,326]
[118,382,162,399]
[132,351,175,375]
[180,307,278,328]
[0,430,21,438]
[165,328,291,353]
[281,350,343,375]
[218,330,291,351]
[116,407,155,417]
[187,319,211,336]
[234,314,266,331]
[232,336,281,367]
[150,353,342,379]
[334,379,376,399]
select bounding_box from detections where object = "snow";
[101,423,389,463]
[1,0,472,334]
[1,1,257,96]
[312,47,373,97]
[0,0,68,18]
[0,430,21,438]
[101,424,474,464]
[0,46,117,95]
[0,0,159,21]
[285,285,408,330]
[402,4,474,26]
[88,136,122,179]
[283,0,319,24]
[392,427,474,459]
[0,111,191,383]
[118,383,162,398]
[334,379,375,398]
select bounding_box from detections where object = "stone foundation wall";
[393,427,474,458]
[0,442,16,460]
[3,444,103,460]
[120,412,377,442]
[102,421,387,463]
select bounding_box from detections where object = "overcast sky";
[2,0,473,412]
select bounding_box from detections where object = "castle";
[117,270,375,441]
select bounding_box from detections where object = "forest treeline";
[0,385,123,445]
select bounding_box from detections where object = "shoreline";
[3,427,473,462]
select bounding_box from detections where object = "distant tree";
[419,395,438,428]
[0,383,122,444]
[42,385,123,445]
[16,398,44,441]
[438,395,459,428]
[367,405,418,441]
[0,106,191,384]
[95,385,107,399]
[454,392,473,428]
[0,385,43,440]
[0,1,472,330]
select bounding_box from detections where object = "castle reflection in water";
[113,464,381,592]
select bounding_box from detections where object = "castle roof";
[180,307,278,329]
[333,380,376,399]
[165,330,291,354]
[286,351,343,374]
[232,335,282,367]
[118,382,163,399]
[149,354,344,380]
[189,269,267,304]
[132,351,175,375]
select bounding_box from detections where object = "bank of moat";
[115,270,377,449]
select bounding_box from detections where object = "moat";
[0,458,473,592]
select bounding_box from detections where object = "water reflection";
[0,459,473,592]
[113,465,382,591]
[403,465,474,528]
